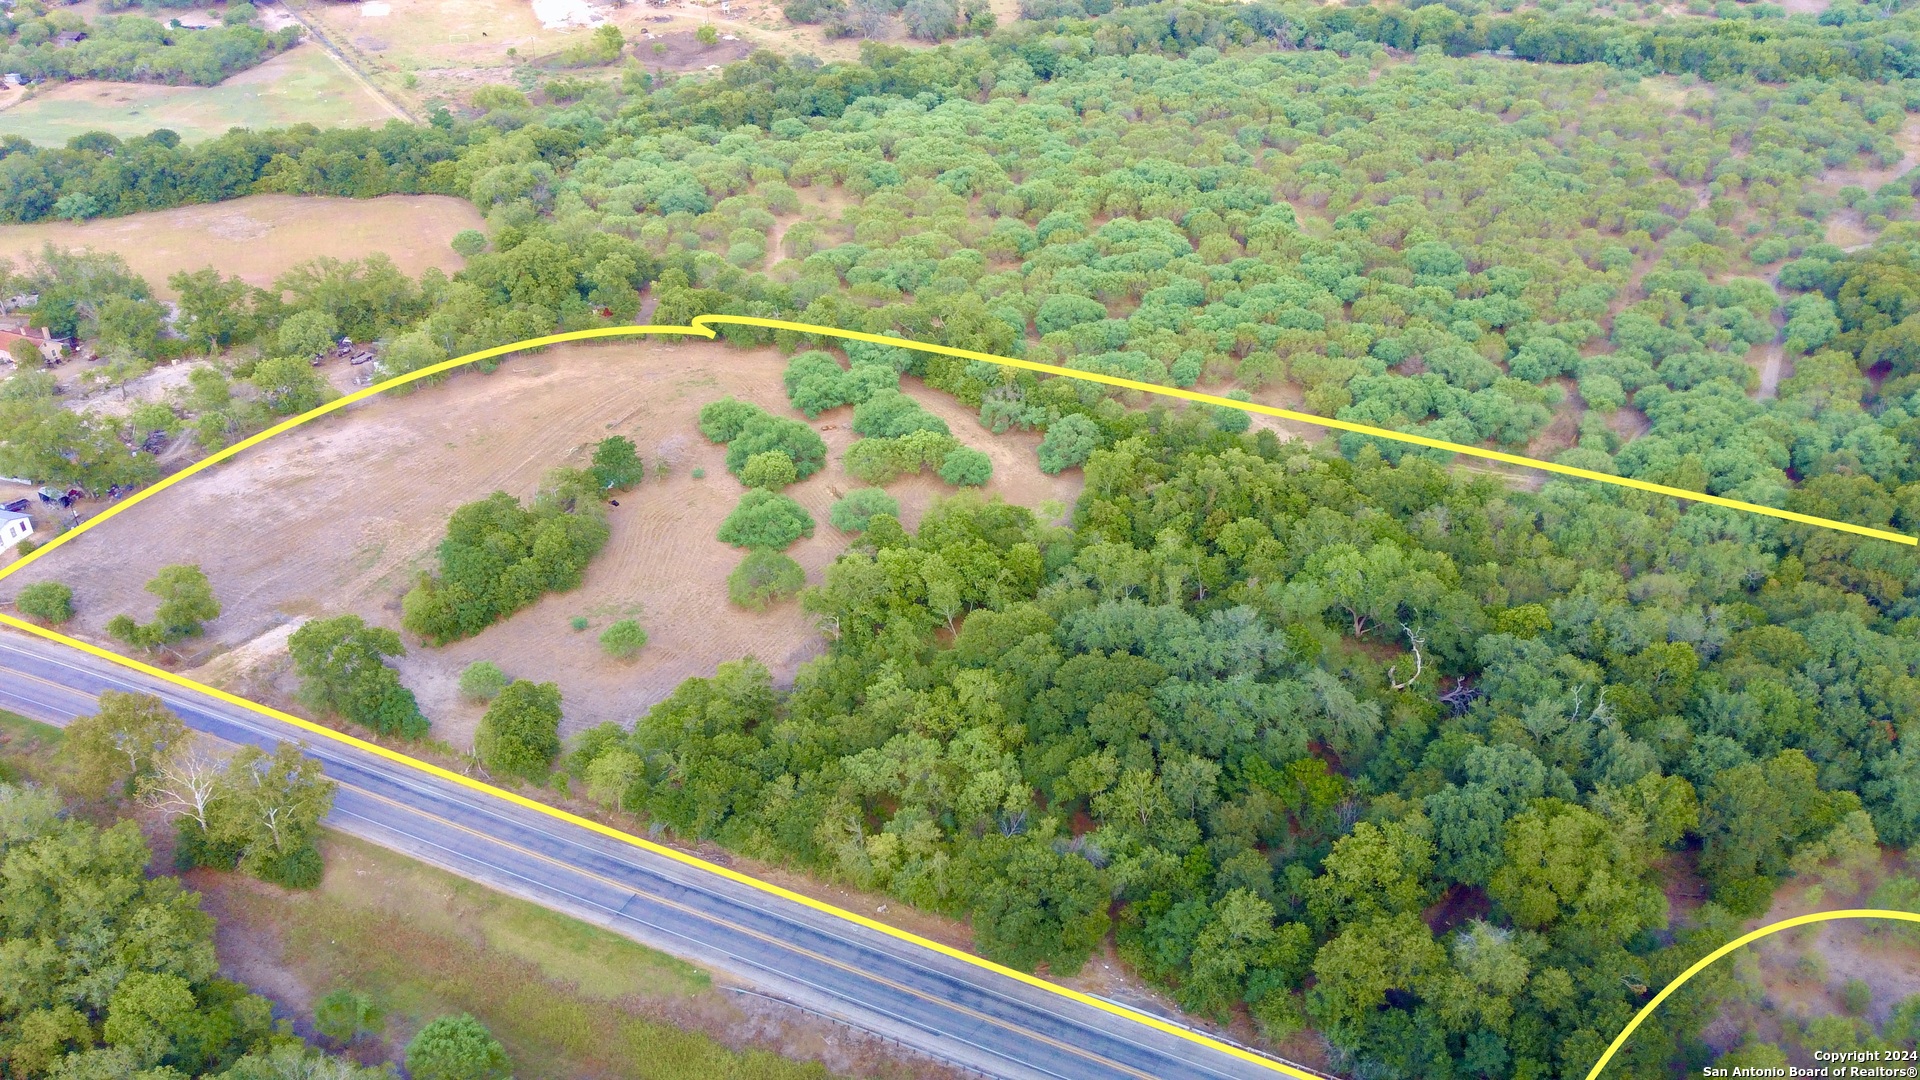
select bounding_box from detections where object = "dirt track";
[1,340,1081,746]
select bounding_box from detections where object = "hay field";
[0,340,1082,745]
[0,193,485,298]
[0,46,400,146]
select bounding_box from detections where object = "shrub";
[701,398,828,482]
[475,680,563,782]
[1037,414,1101,474]
[1213,390,1253,433]
[570,616,590,632]
[938,446,993,486]
[600,619,648,658]
[851,389,949,438]
[740,450,799,489]
[785,350,851,417]
[1036,293,1109,335]
[252,842,324,889]
[829,488,901,533]
[458,661,508,703]
[107,564,220,649]
[15,581,73,624]
[727,550,807,610]
[844,430,959,484]
[406,1014,509,1080]
[698,397,763,442]
[1843,978,1873,1016]
[718,490,815,550]
[314,989,382,1046]
[784,0,846,21]
[692,468,706,479]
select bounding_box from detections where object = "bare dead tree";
[137,737,225,833]
[1388,623,1426,691]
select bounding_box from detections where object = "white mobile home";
[0,510,30,547]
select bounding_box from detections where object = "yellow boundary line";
[0,318,1910,1080]
[1583,909,1920,1080]
[0,613,1316,1080]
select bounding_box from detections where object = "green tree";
[718,490,815,551]
[475,680,563,782]
[14,580,73,624]
[458,661,508,703]
[287,615,428,738]
[590,435,644,492]
[695,23,720,45]
[169,268,257,353]
[250,356,335,416]
[600,619,648,659]
[276,309,338,359]
[972,844,1111,976]
[727,549,806,610]
[207,742,335,887]
[8,336,43,367]
[106,564,220,649]
[450,230,489,258]
[94,295,164,364]
[1037,414,1101,474]
[63,690,188,799]
[405,1014,509,1080]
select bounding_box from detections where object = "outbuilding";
[0,509,31,547]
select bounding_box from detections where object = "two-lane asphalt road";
[0,629,1325,1080]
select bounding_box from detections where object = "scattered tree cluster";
[568,399,1920,1076]
[402,472,612,645]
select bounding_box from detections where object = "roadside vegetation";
[0,710,859,1080]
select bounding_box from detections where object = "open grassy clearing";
[0,339,1082,747]
[191,830,955,1079]
[0,193,484,299]
[0,708,62,785]
[0,45,400,146]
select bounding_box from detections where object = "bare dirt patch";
[2,340,1079,747]
[628,28,755,74]
[1707,854,1920,1062]
[0,194,484,299]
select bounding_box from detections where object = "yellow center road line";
[1584,909,1920,1080]
[0,614,1321,1080]
[332,779,1166,1080]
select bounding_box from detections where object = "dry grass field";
[0,46,402,146]
[0,193,485,298]
[0,340,1082,746]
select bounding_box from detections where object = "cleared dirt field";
[0,46,400,146]
[1,340,1081,746]
[0,194,485,299]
